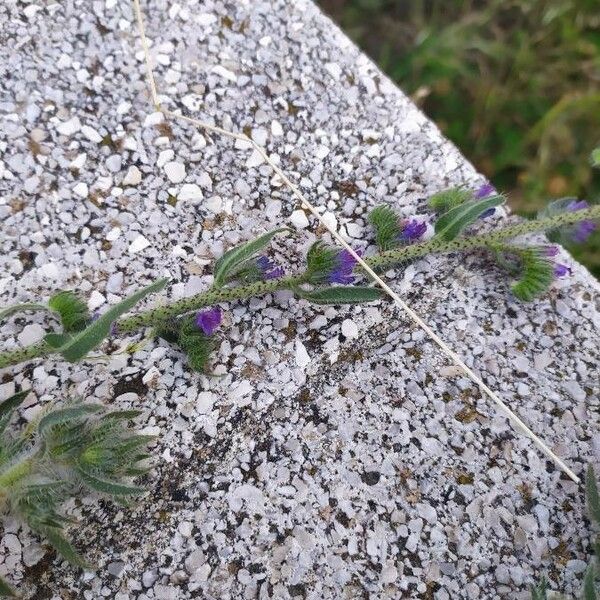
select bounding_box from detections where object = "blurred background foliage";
[317,0,600,276]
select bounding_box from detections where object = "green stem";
[0,206,598,370]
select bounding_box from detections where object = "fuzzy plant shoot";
[0,187,598,374]
[0,391,152,596]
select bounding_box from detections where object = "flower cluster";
[328,249,361,284]
[256,255,285,280]
[566,200,596,243]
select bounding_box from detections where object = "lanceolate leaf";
[48,291,90,333]
[0,390,29,436]
[38,405,102,437]
[530,576,548,600]
[510,250,554,302]
[0,303,50,324]
[213,228,289,287]
[435,195,505,241]
[587,465,600,526]
[53,278,168,363]
[76,465,144,496]
[295,286,383,305]
[428,187,471,214]
[0,575,16,597]
[368,205,401,251]
[583,562,597,600]
[39,527,91,569]
[44,333,72,349]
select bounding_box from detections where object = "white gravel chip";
[295,340,311,368]
[122,166,142,186]
[164,161,186,183]
[290,209,309,229]
[128,235,151,254]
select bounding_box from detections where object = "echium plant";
[0,391,151,596]
[0,185,599,374]
[531,466,600,600]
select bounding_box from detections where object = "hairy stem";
[0,206,598,370]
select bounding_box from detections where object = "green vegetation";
[317,0,600,275]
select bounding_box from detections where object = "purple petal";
[328,249,361,284]
[195,308,222,336]
[572,220,596,244]
[256,255,285,280]
[474,182,495,199]
[542,245,559,257]
[399,219,427,242]
[553,263,571,278]
[567,200,589,212]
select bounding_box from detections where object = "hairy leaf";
[40,527,90,569]
[583,562,598,600]
[587,465,600,526]
[435,195,504,241]
[53,278,168,362]
[592,147,600,168]
[38,405,102,437]
[510,250,554,302]
[368,205,401,251]
[44,333,72,349]
[295,286,382,305]
[530,576,548,600]
[177,316,216,372]
[76,465,144,496]
[0,390,29,436]
[48,291,90,333]
[0,576,15,597]
[0,302,50,324]
[428,187,471,214]
[213,228,289,287]
[304,241,339,284]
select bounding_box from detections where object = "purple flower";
[566,199,597,243]
[475,182,495,199]
[553,263,572,278]
[195,308,222,336]
[543,245,560,257]
[398,219,427,243]
[256,255,285,280]
[328,249,361,285]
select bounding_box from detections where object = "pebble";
[73,182,88,198]
[81,125,102,143]
[178,183,203,201]
[290,209,309,229]
[341,319,358,340]
[123,166,142,186]
[295,340,311,368]
[56,116,81,136]
[128,235,151,254]
[164,161,186,183]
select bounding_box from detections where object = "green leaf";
[530,576,548,600]
[0,575,16,597]
[428,187,471,214]
[48,291,90,333]
[368,205,401,251]
[591,147,600,168]
[40,527,90,569]
[304,241,339,284]
[295,286,383,305]
[435,195,505,241]
[76,465,144,496]
[53,278,168,362]
[177,316,216,372]
[100,410,143,422]
[0,302,50,323]
[511,250,554,302]
[583,562,597,600]
[44,333,72,348]
[38,404,103,437]
[587,465,600,526]
[213,229,289,287]
[0,390,29,436]
[0,390,29,420]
